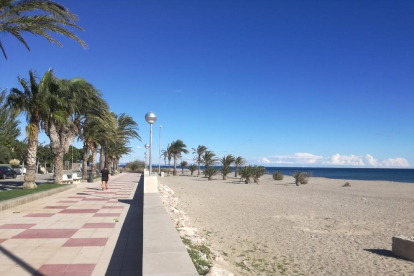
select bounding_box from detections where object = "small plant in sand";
[179,160,188,174]
[342,182,351,187]
[220,154,235,180]
[292,171,311,186]
[234,156,246,177]
[181,237,213,275]
[239,165,254,184]
[188,164,197,176]
[252,166,267,184]
[204,167,218,181]
[272,171,284,180]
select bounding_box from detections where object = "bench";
[61,174,73,184]
[71,173,82,184]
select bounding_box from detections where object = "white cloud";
[260,157,271,164]
[379,158,410,168]
[136,146,142,149]
[271,153,323,164]
[258,153,410,168]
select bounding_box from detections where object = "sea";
[153,165,414,183]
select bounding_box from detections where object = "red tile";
[0,239,6,244]
[93,213,121,217]
[59,209,99,214]
[12,229,77,239]
[82,198,109,201]
[63,238,108,247]
[65,264,95,272]
[44,206,69,209]
[0,224,35,229]
[57,201,78,203]
[82,223,115,229]
[102,206,124,209]
[24,213,55,217]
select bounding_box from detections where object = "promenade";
[0,173,143,276]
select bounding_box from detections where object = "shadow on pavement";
[0,245,45,276]
[106,175,143,276]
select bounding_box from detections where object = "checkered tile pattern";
[0,174,139,276]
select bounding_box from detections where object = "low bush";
[125,160,145,171]
[204,167,218,180]
[272,171,284,180]
[293,171,311,186]
[343,182,351,187]
[252,165,267,184]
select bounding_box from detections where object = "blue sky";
[1,0,413,167]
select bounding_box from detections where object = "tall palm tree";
[234,156,246,177]
[220,154,235,180]
[192,145,207,176]
[105,113,140,173]
[169,140,188,176]
[7,70,56,189]
[42,76,109,183]
[0,0,86,60]
[202,150,217,171]
[161,148,168,166]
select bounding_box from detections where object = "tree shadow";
[105,175,143,276]
[0,245,45,276]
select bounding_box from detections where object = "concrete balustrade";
[142,174,198,276]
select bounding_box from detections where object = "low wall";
[142,174,198,276]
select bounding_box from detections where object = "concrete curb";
[0,184,76,212]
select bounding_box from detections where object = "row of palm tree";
[6,70,140,188]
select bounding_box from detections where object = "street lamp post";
[145,112,157,175]
[144,144,149,170]
[159,125,162,175]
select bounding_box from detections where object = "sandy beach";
[159,171,414,275]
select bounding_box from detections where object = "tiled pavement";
[0,173,142,276]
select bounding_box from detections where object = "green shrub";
[204,167,218,180]
[239,166,254,184]
[125,160,145,171]
[188,164,197,176]
[293,171,311,186]
[252,165,267,184]
[272,171,284,180]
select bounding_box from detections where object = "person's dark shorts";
[102,177,108,182]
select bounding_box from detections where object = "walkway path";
[0,173,142,276]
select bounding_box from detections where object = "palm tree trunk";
[173,155,177,176]
[82,144,89,180]
[197,160,200,175]
[99,146,105,171]
[182,167,184,174]
[168,159,171,174]
[235,165,238,177]
[23,120,39,189]
[53,151,64,183]
[92,146,98,177]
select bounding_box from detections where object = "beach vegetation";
[169,140,188,175]
[188,164,197,176]
[239,165,254,184]
[234,156,246,177]
[252,166,267,184]
[293,171,311,186]
[0,0,86,60]
[273,170,284,180]
[202,150,218,171]
[204,166,218,180]
[179,160,188,174]
[192,145,207,176]
[343,182,351,187]
[125,160,145,171]
[181,237,212,275]
[220,154,235,180]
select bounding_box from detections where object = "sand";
[158,171,414,276]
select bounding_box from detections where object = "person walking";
[101,166,110,191]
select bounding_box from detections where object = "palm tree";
[188,164,197,176]
[163,144,173,174]
[42,76,109,183]
[239,166,254,184]
[169,140,188,176]
[161,149,168,166]
[252,166,267,184]
[201,150,217,171]
[192,145,207,176]
[7,70,56,189]
[220,154,235,180]
[179,160,188,174]
[0,0,86,60]
[234,156,246,177]
[204,167,218,181]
